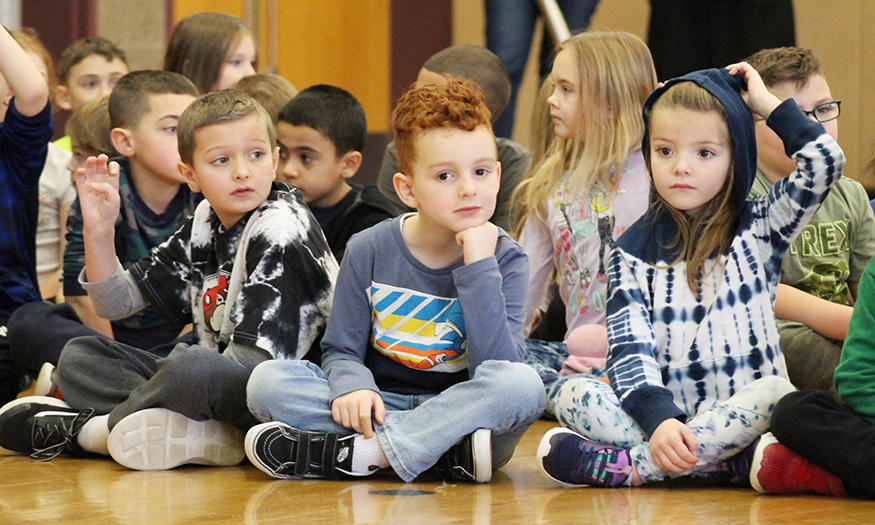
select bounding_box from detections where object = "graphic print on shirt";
[369,282,467,372]
[552,184,626,317]
[201,271,230,333]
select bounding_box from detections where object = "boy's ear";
[339,151,362,180]
[393,172,419,209]
[111,127,135,157]
[178,161,201,193]
[272,145,280,173]
[55,85,73,111]
[496,161,502,184]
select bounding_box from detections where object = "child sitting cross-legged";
[537,63,844,488]
[0,91,337,470]
[243,78,546,483]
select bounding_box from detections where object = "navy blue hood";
[643,68,757,209]
[624,68,756,263]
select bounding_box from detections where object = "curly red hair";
[392,77,493,175]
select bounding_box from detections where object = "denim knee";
[479,360,547,420]
[247,360,322,407]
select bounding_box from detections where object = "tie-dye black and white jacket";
[606,69,844,438]
[84,182,338,367]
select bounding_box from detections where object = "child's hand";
[76,155,121,234]
[455,222,499,265]
[648,419,699,473]
[331,389,385,439]
[725,62,781,121]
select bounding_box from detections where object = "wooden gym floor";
[1,419,873,524]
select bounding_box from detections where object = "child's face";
[275,122,352,208]
[649,107,732,218]
[212,33,257,92]
[125,93,196,184]
[67,145,100,182]
[397,125,500,235]
[547,48,581,140]
[58,55,128,112]
[180,115,278,229]
[756,74,837,183]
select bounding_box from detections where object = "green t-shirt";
[749,170,875,304]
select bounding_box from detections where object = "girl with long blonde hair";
[514,31,656,399]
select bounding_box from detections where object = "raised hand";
[76,154,121,235]
[725,62,781,121]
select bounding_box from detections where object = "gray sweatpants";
[56,336,258,430]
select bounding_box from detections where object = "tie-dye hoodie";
[605,68,844,438]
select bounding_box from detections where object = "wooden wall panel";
[172,0,390,133]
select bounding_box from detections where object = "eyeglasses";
[802,101,841,123]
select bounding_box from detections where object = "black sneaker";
[0,396,94,460]
[434,428,492,483]
[244,422,359,480]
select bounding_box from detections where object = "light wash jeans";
[552,375,795,484]
[247,359,546,482]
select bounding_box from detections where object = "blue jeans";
[485,0,600,137]
[247,359,546,482]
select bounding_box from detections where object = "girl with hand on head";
[537,62,844,489]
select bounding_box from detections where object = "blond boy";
[0,90,336,471]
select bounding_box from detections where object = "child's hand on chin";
[455,222,498,265]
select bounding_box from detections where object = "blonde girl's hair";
[523,76,557,183]
[164,12,255,94]
[643,81,738,298]
[512,31,657,234]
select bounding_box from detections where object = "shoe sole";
[536,426,592,488]
[0,395,70,415]
[108,408,244,471]
[471,428,493,483]
[749,432,779,493]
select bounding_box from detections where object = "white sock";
[76,414,110,455]
[350,434,389,474]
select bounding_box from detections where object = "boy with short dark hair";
[275,84,394,261]
[375,45,530,231]
[244,78,545,484]
[55,36,128,116]
[53,36,129,152]
[746,47,875,392]
[0,90,337,471]
[8,71,202,385]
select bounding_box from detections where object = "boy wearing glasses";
[746,47,875,392]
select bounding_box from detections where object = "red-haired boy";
[243,78,545,483]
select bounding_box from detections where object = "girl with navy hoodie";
[536,63,844,488]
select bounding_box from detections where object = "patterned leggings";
[552,375,795,484]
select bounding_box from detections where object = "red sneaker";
[750,432,846,496]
